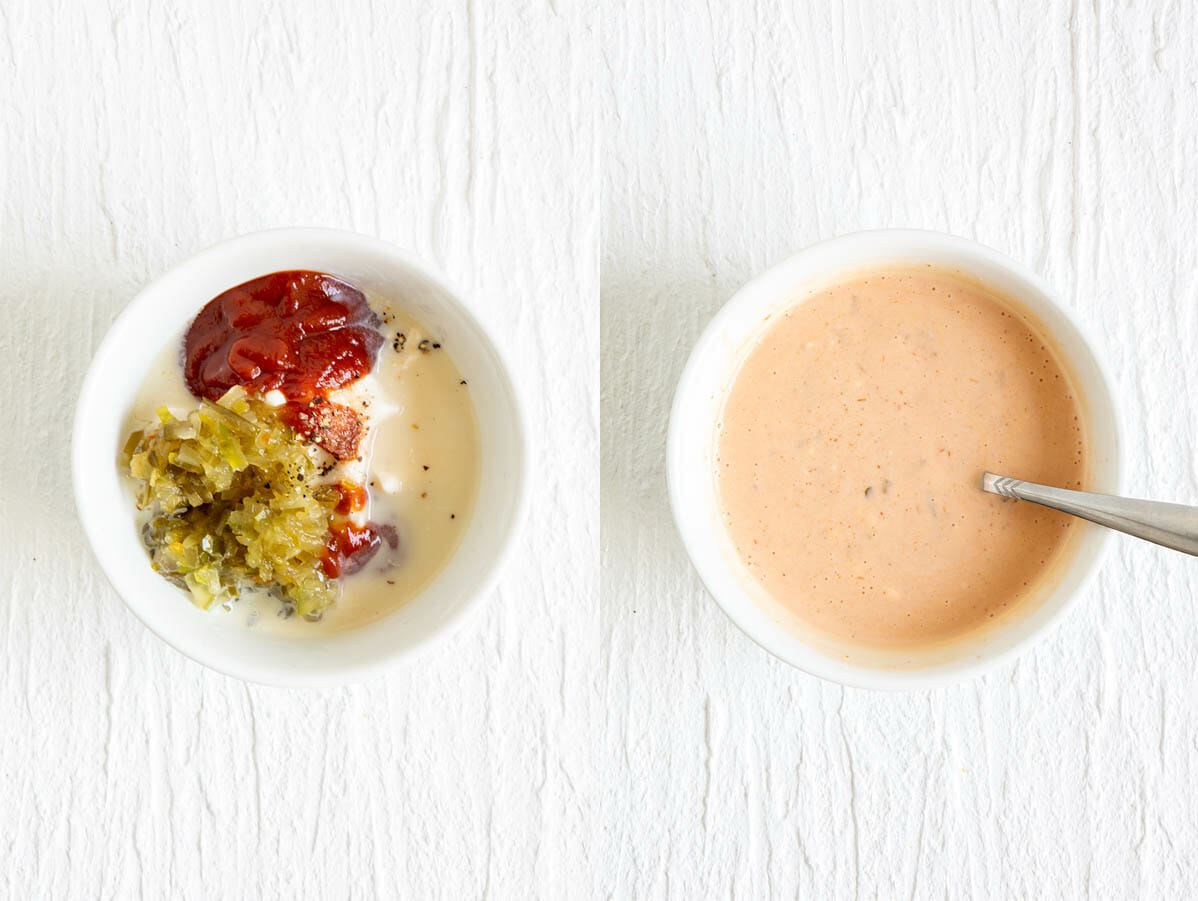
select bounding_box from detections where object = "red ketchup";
[183,270,383,402]
[321,481,398,579]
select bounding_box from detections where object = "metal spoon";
[981,472,1198,556]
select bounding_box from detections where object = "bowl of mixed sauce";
[74,229,528,686]
[668,230,1121,689]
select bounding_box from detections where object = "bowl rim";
[666,228,1123,691]
[72,227,531,687]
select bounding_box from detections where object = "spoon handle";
[981,472,1198,557]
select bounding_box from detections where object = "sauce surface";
[183,270,384,402]
[716,267,1086,649]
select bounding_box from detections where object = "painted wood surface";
[5,0,1198,897]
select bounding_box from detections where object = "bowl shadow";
[599,257,749,625]
[2,263,140,559]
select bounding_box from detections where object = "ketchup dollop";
[322,523,382,579]
[321,481,398,579]
[183,270,384,403]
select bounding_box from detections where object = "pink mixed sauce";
[716,267,1087,649]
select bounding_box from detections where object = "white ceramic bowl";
[668,229,1122,690]
[73,228,529,687]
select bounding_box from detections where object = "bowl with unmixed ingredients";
[73,228,529,686]
[668,229,1121,690]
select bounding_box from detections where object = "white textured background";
[0,2,595,898]
[602,1,1198,898]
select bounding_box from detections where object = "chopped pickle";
[123,386,340,616]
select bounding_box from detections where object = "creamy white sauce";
[125,298,480,636]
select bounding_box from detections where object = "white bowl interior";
[73,229,527,686]
[668,230,1121,689]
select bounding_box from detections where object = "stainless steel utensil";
[981,472,1198,556]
